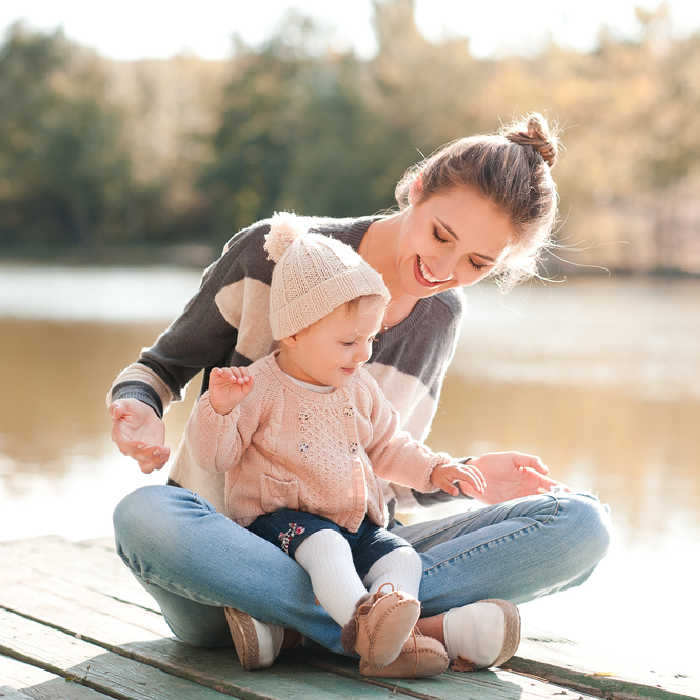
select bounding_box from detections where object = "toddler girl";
[186,213,490,678]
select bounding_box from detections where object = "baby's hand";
[430,462,486,498]
[208,366,255,415]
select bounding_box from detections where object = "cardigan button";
[343,406,354,417]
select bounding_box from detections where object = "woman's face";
[394,186,516,298]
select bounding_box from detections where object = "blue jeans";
[113,486,610,655]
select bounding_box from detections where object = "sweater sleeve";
[185,389,262,473]
[363,375,452,493]
[107,221,274,417]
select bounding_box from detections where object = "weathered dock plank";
[0,609,244,699]
[0,688,34,700]
[0,609,412,699]
[0,537,604,699]
[0,652,111,698]
[0,582,593,700]
[1,536,696,700]
[505,655,698,700]
[0,536,157,613]
[508,632,698,698]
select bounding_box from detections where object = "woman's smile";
[414,255,454,287]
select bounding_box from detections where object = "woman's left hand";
[430,461,487,498]
[470,451,570,505]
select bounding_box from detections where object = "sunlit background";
[1,0,699,681]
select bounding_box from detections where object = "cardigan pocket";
[260,473,300,513]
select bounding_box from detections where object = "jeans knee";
[113,485,182,572]
[172,624,231,648]
[562,493,612,569]
[114,486,158,546]
[163,607,232,648]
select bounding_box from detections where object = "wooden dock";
[1,536,696,700]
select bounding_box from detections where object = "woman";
[109,113,610,671]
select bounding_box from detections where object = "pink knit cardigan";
[185,353,451,532]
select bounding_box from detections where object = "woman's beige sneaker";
[224,606,284,670]
[443,599,521,670]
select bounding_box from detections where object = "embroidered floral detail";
[299,442,310,453]
[278,522,306,554]
[349,441,359,454]
[343,406,354,417]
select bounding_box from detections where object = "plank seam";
[4,601,693,699]
[502,656,698,700]
[0,605,300,700]
[303,657,442,700]
[0,643,126,700]
[1,603,441,700]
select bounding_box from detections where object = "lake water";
[1,264,698,674]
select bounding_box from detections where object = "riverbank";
[3,247,700,280]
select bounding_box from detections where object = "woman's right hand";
[109,399,170,473]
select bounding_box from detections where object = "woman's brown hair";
[395,113,560,289]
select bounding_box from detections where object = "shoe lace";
[374,581,396,598]
[409,626,418,676]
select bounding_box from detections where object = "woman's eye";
[341,341,355,347]
[469,258,486,271]
[432,227,449,244]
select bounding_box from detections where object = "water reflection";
[0,319,197,490]
[429,376,700,539]
[1,303,698,541]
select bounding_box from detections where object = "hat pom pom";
[264,212,304,262]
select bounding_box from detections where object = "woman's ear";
[408,171,424,205]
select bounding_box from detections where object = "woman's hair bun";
[504,112,558,167]
[263,212,304,262]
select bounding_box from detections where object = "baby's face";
[282,298,385,388]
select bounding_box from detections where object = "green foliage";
[199,32,412,241]
[0,23,164,251]
[1,3,700,273]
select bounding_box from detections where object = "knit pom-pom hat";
[264,212,390,340]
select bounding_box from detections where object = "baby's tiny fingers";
[233,367,250,384]
[443,481,459,496]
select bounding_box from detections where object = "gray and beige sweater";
[109,215,465,516]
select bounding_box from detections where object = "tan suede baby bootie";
[359,628,449,678]
[341,585,420,668]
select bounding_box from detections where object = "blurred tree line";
[1,0,699,273]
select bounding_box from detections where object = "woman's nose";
[425,255,455,282]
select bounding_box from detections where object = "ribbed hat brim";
[271,267,389,340]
